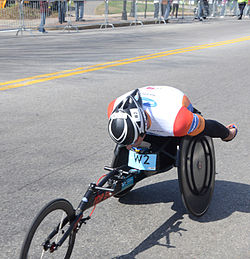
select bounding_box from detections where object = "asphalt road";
[0,19,250,259]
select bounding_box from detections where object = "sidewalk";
[47,14,224,32]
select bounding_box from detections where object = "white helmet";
[108,89,147,145]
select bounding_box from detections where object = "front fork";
[44,167,147,252]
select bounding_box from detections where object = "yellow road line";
[1,36,250,91]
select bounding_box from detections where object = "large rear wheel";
[178,135,216,217]
[20,199,76,259]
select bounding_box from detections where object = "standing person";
[38,0,48,33]
[58,0,66,24]
[171,0,179,18]
[197,0,209,19]
[220,0,227,17]
[74,0,85,21]
[237,0,247,19]
[107,86,238,153]
[161,0,167,17]
[154,0,160,19]
[197,0,204,20]
[164,0,172,21]
[211,0,218,16]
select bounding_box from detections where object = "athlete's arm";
[173,106,205,136]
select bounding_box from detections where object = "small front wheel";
[20,199,76,259]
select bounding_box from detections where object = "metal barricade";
[16,0,32,35]
[0,0,20,31]
[130,0,143,25]
[100,0,114,28]
[0,0,245,33]
[63,0,79,31]
[0,0,63,34]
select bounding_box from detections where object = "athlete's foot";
[222,124,238,142]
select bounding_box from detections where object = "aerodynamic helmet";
[108,89,147,145]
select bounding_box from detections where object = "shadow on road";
[112,179,250,258]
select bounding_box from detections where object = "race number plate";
[128,150,157,171]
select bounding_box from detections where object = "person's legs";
[164,1,171,20]
[75,1,79,21]
[172,3,176,16]
[154,2,159,18]
[172,3,175,16]
[58,1,63,23]
[197,0,203,19]
[39,12,46,31]
[79,1,84,19]
[161,3,166,16]
[63,1,66,21]
[175,3,179,17]
[39,2,47,33]
[238,2,246,19]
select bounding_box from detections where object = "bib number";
[128,150,157,171]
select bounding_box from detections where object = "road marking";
[1,36,250,91]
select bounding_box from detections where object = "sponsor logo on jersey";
[142,97,157,107]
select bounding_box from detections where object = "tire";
[178,135,216,217]
[20,199,76,259]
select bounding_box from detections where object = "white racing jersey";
[108,86,205,137]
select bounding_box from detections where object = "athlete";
[107,86,238,150]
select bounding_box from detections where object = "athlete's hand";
[126,134,145,150]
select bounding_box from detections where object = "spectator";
[230,0,238,16]
[208,0,213,16]
[172,0,179,18]
[38,0,48,33]
[211,0,218,17]
[74,0,85,21]
[220,0,227,17]
[237,0,247,19]
[197,0,209,19]
[164,0,172,22]
[58,0,66,24]
[197,0,204,20]
[154,0,160,19]
[161,0,167,17]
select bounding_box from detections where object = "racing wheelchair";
[20,134,216,258]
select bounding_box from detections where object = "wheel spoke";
[40,248,45,259]
[20,199,76,259]
[55,211,66,244]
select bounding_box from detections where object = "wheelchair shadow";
[112,179,250,259]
